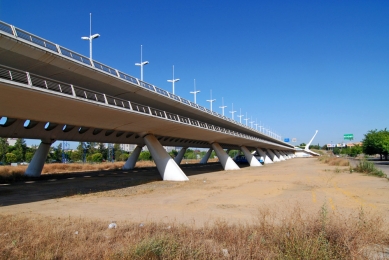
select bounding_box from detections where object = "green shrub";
[354,160,386,178]
[91,153,103,162]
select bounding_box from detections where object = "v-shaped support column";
[211,142,240,170]
[143,134,188,181]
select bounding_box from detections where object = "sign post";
[343,134,354,141]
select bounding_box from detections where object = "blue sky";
[1,0,388,147]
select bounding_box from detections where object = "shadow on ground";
[0,162,250,207]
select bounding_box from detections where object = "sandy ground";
[1,158,389,226]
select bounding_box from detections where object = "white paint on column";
[211,143,240,170]
[143,134,188,181]
[256,148,273,164]
[241,146,262,166]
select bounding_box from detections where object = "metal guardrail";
[0,64,284,147]
[0,19,285,143]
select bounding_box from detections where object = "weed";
[1,204,388,259]
[354,160,387,178]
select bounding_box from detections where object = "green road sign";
[344,134,354,140]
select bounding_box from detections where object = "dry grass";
[318,156,350,166]
[0,204,388,259]
[0,162,123,183]
[0,159,219,183]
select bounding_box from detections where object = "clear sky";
[0,0,388,147]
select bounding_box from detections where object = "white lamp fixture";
[190,79,200,103]
[167,65,179,94]
[81,13,100,60]
[135,45,149,81]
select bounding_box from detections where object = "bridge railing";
[0,19,286,142]
[0,64,291,148]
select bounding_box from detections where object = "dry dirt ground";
[1,158,389,226]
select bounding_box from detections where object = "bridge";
[0,20,295,181]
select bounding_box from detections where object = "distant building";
[120,144,136,152]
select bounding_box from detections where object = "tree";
[363,129,389,160]
[119,153,129,161]
[114,143,122,162]
[70,151,82,162]
[138,151,152,161]
[5,152,17,163]
[0,138,9,163]
[91,153,103,162]
[25,152,34,162]
[13,138,27,162]
[169,149,178,158]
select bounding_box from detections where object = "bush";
[354,160,387,178]
[5,153,17,163]
[91,153,103,163]
[138,151,152,161]
[119,153,129,161]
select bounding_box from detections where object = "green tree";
[169,149,178,158]
[91,153,103,162]
[138,151,152,161]
[119,153,129,161]
[13,138,27,162]
[70,150,82,162]
[350,145,363,157]
[53,143,63,162]
[114,143,122,161]
[0,138,9,163]
[77,142,87,162]
[5,152,17,163]
[97,143,108,160]
[363,129,389,160]
[25,152,34,162]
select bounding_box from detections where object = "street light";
[206,90,216,111]
[190,79,200,103]
[229,103,236,120]
[244,112,249,126]
[237,108,244,124]
[135,45,149,81]
[219,97,227,116]
[81,13,100,60]
[167,65,179,94]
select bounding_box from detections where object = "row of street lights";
[81,14,281,140]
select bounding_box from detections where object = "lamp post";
[237,108,244,124]
[206,90,216,111]
[219,97,227,116]
[229,103,236,120]
[167,65,179,94]
[135,45,149,81]
[250,116,255,129]
[81,13,100,60]
[190,79,200,103]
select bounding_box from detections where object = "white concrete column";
[25,140,53,177]
[266,149,280,162]
[274,150,286,161]
[211,142,240,170]
[143,134,188,181]
[122,145,143,170]
[241,146,262,167]
[256,148,273,164]
[200,148,212,164]
[281,151,291,159]
[290,152,296,158]
[174,147,187,164]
